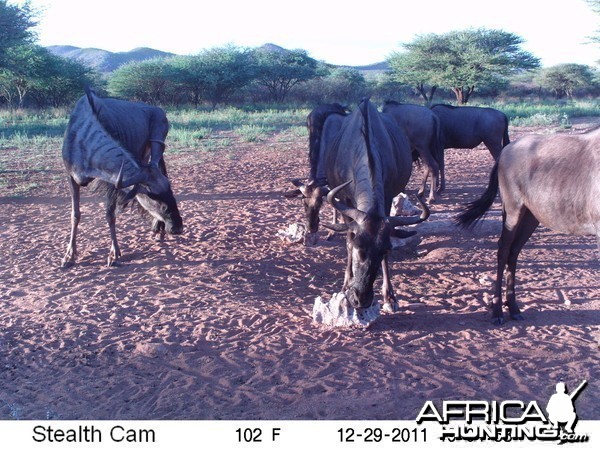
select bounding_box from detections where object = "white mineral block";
[390,193,422,216]
[312,292,380,328]
[277,223,306,243]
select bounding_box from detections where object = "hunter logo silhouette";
[545,380,587,434]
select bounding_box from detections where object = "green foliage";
[252,47,319,102]
[108,57,176,104]
[536,64,598,99]
[0,44,97,108]
[233,124,275,142]
[0,0,37,67]
[171,46,255,109]
[294,67,368,104]
[388,28,540,104]
[473,99,600,126]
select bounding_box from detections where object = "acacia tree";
[536,64,597,98]
[0,43,46,107]
[252,47,319,102]
[0,0,36,67]
[0,44,95,107]
[388,28,540,104]
[172,46,254,109]
[108,58,175,104]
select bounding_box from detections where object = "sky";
[13,0,600,67]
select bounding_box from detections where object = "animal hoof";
[61,260,74,269]
[382,302,398,313]
[107,258,122,268]
[511,313,525,321]
[304,232,319,246]
[492,316,505,326]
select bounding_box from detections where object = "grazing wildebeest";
[431,104,510,191]
[382,101,443,202]
[457,126,600,325]
[322,98,429,312]
[284,103,349,245]
[62,88,183,268]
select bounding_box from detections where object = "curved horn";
[115,161,148,189]
[388,194,430,227]
[326,180,368,224]
[322,222,349,233]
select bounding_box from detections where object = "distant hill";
[46,43,388,75]
[46,46,176,73]
[351,61,390,72]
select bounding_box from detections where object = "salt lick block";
[277,223,306,244]
[390,192,422,217]
[312,292,380,328]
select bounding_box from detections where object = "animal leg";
[492,205,529,325]
[342,236,353,291]
[152,219,166,241]
[62,177,81,268]
[484,140,503,161]
[381,256,398,313]
[437,151,446,192]
[426,158,440,203]
[493,216,517,325]
[106,196,121,267]
[505,210,539,321]
[418,165,428,199]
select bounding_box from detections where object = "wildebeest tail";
[502,115,510,147]
[431,113,444,165]
[455,162,500,230]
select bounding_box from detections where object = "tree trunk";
[452,86,475,104]
[417,83,437,106]
[452,87,465,105]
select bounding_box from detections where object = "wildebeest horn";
[387,194,431,227]
[326,180,368,224]
[115,161,148,189]
[322,222,350,233]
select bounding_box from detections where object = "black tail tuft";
[455,162,500,230]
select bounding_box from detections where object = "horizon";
[13,0,600,68]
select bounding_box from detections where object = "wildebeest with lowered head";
[284,103,349,246]
[431,104,510,191]
[322,98,429,312]
[62,88,183,268]
[457,126,600,325]
[382,101,443,202]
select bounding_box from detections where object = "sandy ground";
[1,117,599,420]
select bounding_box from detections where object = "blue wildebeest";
[431,104,510,191]
[61,88,183,268]
[382,101,443,203]
[284,103,349,246]
[320,98,429,313]
[457,126,600,325]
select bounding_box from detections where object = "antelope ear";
[123,186,139,202]
[85,87,100,114]
[283,189,302,198]
[290,178,306,188]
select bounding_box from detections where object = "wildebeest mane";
[307,103,349,183]
[430,103,456,110]
[383,100,405,107]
